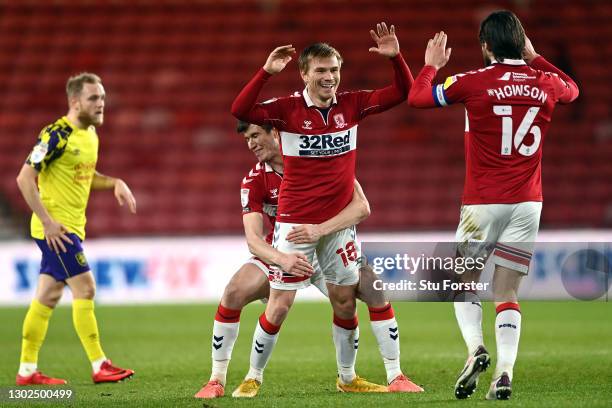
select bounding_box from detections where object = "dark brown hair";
[479,10,525,61]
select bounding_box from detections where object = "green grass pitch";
[1,301,611,407]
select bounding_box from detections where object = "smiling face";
[300,55,341,108]
[71,82,106,127]
[243,124,280,163]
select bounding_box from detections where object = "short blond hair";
[66,72,102,98]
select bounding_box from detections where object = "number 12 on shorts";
[494,105,541,157]
[336,241,357,267]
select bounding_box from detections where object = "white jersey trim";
[493,58,527,66]
[303,87,337,107]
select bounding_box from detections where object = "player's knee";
[332,296,356,317]
[73,284,96,300]
[267,295,294,324]
[266,303,290,325]
[36,285,63,308]
[221,283,248,309]
[36,293,61,308]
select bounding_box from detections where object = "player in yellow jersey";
[15,73,137,385]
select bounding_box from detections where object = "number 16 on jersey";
[494,105,541,157]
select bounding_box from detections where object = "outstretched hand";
[369,22,399,58]
[263,45,296,75]
[114,179,137,214]
[424,31,452,69]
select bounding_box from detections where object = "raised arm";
[359,23,414,117]
[243,212,313,277]
[286,179,371,244]
[230,45,295,123]
[408,31,452,108]
[522,36,579,104]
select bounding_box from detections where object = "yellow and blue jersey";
[25,116,99,240]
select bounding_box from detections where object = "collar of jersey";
[492,58,527,66]
[62,115,77,130]
[302,87,337,108]
[262,161,283,176]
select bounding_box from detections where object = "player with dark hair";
[195,121,422,398]
[15,73,136,385]
[408,10,578,400]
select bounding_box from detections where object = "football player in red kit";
[408,10,578,400]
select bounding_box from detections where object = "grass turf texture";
[0,301,610,407]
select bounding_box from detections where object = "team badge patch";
[75,252,88,267]
[333,114,347,129]
[241,188,250,207]
[270,266,284,284]
[30,142,49,163]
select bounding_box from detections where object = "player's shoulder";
[39,117,75,141]
[37,117,74,150]
[241,161,270,186]
[333,90,364,106]
[527,66,568,86]
[262,92,303,106]
[443,65,497,89]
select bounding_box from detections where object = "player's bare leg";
[454,267,490,399]
[66,272,134,383]
[328,282,387,393]
[357,265,423,392]
[233,288,296,398]
[486,265,523,400]
[16,275,67,385]
[196,263,269,399]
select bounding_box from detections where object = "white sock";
[494,305,521,380]
[246,316,280,383]
[370,318,401,384]
[18,362,37,377]
[332,319,359,384]
[454,292,484,355]
[210,320,240,385]
[92,356,107,373]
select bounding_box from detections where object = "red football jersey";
[241,161,282,244]
[232,54,412,223]
[409,56,578,204]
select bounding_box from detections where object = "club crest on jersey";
[333,113,347,129]
[270,266,284,284]
[302,120,313,130]
[241,188,250,207]
[270,188,278,199]
[30,142,49,163]
[75,252,88,267]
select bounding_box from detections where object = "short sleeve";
[25,124,69,172]
[240,171,266,214]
